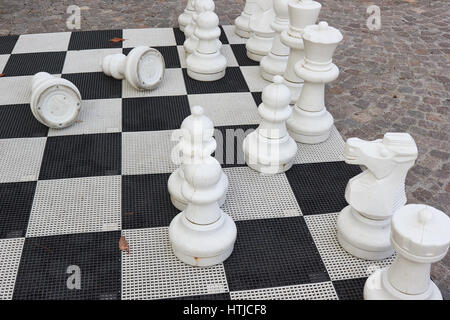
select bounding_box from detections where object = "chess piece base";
[287,108,333,144]
[187,69,226,81]
[186,51,227,81]
[246,35,274,62]
[260,53,288,82]
[337,206,394,260]
[364,268,443,300]
[169,211,237,267]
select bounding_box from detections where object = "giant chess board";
[0,26,396,300]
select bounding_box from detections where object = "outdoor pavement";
[0,0,449,298]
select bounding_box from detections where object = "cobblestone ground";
[1,0,449,298]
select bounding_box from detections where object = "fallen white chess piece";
[30,72,82,129]
[101,45,165,90]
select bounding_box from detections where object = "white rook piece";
[286,21,342,143]
[281,0,321,104]
[260,0,290,81]
[179,0,196,32]
[245,0,276,61]
[168,106,228,211]
[364,204,450,300]
[243,76,297,174]
[337,133,418,260]
[235,0,271,38]
[186,4,227,81]
[169,153,236,267]
[102,46,165,90]
[30,72,81,129]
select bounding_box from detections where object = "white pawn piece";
[168,106,228,211]
[30,72,81,129]
[281,0,321,104]
[179,0,196,32]
[337,133,418,260]
[235,0,270,38]
[169,156,237,267]
[186,6,227,81]
[364,204,450,300]
[245,0,276,61]
[260,0,290,81]
[286,21,342,143]
[243,76,297,174]
[102,46,165,90]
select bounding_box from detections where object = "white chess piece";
[286,21,342,143]
[281,0,321,104]
[179,0,196,32]
[364,204,450,300]
[168,106,228,211]
[245,0,275,62]
[260,0,290,82]
[235,0,271,38]
[102,46,165,90]
[337,133,418,260]
[169,155,237,267]
[243,75,297,174]
[186,6,227,81]
[30,72,81,129]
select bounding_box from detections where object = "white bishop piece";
[168,106,228,211]
[235,0,269,38]
[30,72,81,129]
[245,0,276,61]
[287,21,342,143]
[337,133,418,260]
[169,108,236,267]
[243,76,297,174]
[186,2,227,81]
[102,46,165,90]
[260,0,290,82]
[364,204,450,300]
[178,0,196,32]
[281,0,321,104]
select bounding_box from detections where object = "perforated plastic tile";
[122,68,186,98]
[62,48,122,74]
[304,213,396,281]
[0,181,36,239]
[188,92,259,127]
[13,231,121,299]
[183,67,249,95]
[0,137,46,183]
[123,28,176,48]
[62,72,122,100]
[48,98,122,137]
[121,227,229,300]
[0,75,33,105]
[12,32,71,54]
[122,95,190,132]
[223,167,302,221]
[26,176,121,237]
[231,44,259,66]
[332,277,366,300]
[222,25,247,45]
[230,282,338,300]
[285,162,362,215]
[122,130,178,175]
[173,27,185,46]
[167,293,231,300]
[223,217,328,292]
[0,35,19,54]
[3,52,66,77]
[240,65,272,92]
[293,126,346,164]
[68,29,123,50]
[0,238,24,300]
[0,54,10,73]
[122,173,179,229]
[251,92,262,106]
[0,104,48,139]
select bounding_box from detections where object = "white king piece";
[364,204,450,300]
[243,75,297,174]
[286,21,342,144]
[337,133,418,260]
[235,0,271,38]
[102,46,165,90]
[168,106,228,211]
[30,72,82,129]
[245,0,275,61]
[179,0,196,32]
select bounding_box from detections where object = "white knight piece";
[235,0,271,38]
[102,46,165,90]
[337,133,418,260]
[30,72,82,129]
[364,204,450,300]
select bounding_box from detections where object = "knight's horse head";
[344,133,418,179]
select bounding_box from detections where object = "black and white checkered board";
[0,26,396,300]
